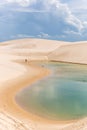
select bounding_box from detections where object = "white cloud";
[38,32,50,38]
[0,0,87,41]
[2,0,36,7]
[64,30,82,36]
[66,0,87,10]
[42,0,83,31]
[11,34,34,39]
[7,0,83,31]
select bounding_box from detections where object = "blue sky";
[0,0,87,42]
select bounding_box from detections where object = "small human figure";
[25,59,27,62]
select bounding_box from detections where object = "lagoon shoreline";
[0,38,87,130]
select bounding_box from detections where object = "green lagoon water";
[16,62,87,121]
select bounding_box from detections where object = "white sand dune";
[49,42,87,64]
[0,38,87,130]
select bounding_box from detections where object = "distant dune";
[3,38,87,64]
[0,38,87,130]
[1,38,68,61]
[48,42,87,64]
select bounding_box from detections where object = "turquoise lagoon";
[16,62,87,121]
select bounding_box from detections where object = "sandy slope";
[48,42,87,64]
[0,38,87,130]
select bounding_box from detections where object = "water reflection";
[16,62,87,121]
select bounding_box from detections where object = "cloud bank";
[0,0,87,42]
